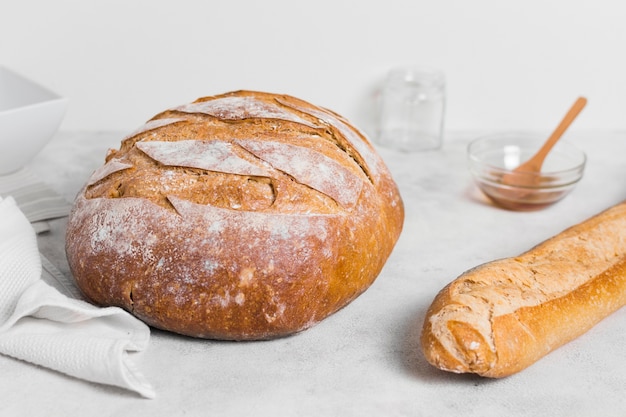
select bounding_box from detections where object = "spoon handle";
[515,96,587,173]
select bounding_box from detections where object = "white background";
[2,0,625,137]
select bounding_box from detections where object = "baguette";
[421,201,626,377]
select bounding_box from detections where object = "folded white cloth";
[0,168,72,233]
[0,196,155,398]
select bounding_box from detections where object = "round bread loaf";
[65,90,404,340]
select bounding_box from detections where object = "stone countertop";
[3,130,625,416]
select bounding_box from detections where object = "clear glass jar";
[377,67,446,152]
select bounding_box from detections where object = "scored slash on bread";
[421,201,626,377]
[66,90,404,340]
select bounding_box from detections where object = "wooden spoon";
[503,96,587,187]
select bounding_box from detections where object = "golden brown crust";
[65,90,404,340]
[421,201,626,377]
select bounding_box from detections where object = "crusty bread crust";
[421,201,626,377]
[66,91,404,340]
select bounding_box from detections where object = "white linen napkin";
[0,168,72,233]
[0,195,155,399]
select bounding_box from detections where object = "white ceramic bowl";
[0,67,68,175]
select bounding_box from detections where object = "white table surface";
[3,130,625,416]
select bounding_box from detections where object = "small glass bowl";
[467,133,586,211]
